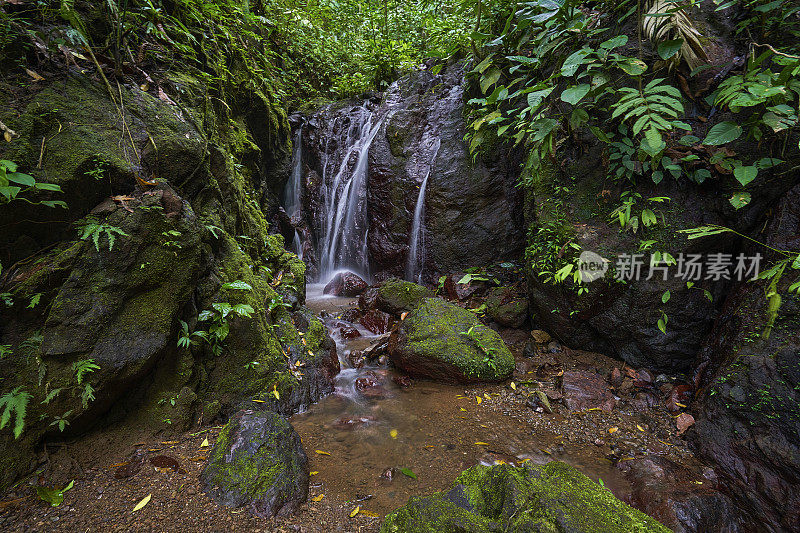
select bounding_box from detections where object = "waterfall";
[405,137,441,283]
[318,107,383,281]
[285,126,303,259]
[285,126,303,217]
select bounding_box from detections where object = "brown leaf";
[149,455,180,471]
[24,68,44,82]
[676,413,695,435]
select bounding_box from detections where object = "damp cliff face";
[292,61,525,283]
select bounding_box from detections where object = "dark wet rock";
[380,462,669,532]
[485,286,528,328]
[363,334,390,362]
[522,339,538,358]
[617,456,743,533]
[201,410,309,518]
[323,271,368,297]
[631,391,659,413]
[392,375,413,388]
[609,368,624,388]
[360,309,393,334]
[667,383,692,413]
[634,368,655,388]
[329,320,361,340]
[375,278,433,316]
[355,371,390,399]
[366,62,524,280]
[358,286,380,311]
[689,184,800,532]
[388,298,514,383]
[561,370,615,412]
[530,329,552,344]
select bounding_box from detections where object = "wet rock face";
[322,271,368,297]
[485,286,528,328]
[201,410,309,517]
[617,456,742,533]
[388,297,514,383]
[296,62,523,282]
[688,184,800,532]
[380,462,670,532]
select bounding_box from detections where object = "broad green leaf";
[400,467,417,479]
[560,84,591,105]
[480,68,501,94]
[729,191,751,209]
[733,165,758,186]
[657,39,684,60]
[600,35,628,49]
[222,280,252,291]
[703,121,742,145]
[7,172,35,187]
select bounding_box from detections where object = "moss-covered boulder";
[388,298,513,382]
[485,286,529,328]
[376,278,434,316]
[380,462,670,533]
[201,409,309,517]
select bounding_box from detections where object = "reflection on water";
[292,285,632,515]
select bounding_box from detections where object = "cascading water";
[317,107,383,280]
[405,137,441,282]
[285,126,304,259]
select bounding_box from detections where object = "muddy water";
[292,285,631,516]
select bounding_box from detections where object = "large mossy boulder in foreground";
[381,462,669,533]
[201,410,309,517]
[376,278,434,315]
[388,298,514,382]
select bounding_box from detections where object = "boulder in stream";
[200,409,309,517]
[388,297,513,383]
[380,462,670,532]
[375,278,434,315]
[323,271,368,297]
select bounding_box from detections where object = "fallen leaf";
[608,427,618,434]
[359,510,381,517]
[460,407,466,412]
[310,471,318,476]
[350,506,360,517]
[315,450,331,456]
[400,467,417,479]
[636,425,645,432]
[474,442,489,446]
[252,399,266,403]
[476,396,482,404]
[149,456,180,471]
[510,382,517,391]
[484,393,491,400]
[676,413,695,435]
[389,429,398,439]
[25,68,44,81]
[200,438,210,448]
[312,494,324,502]
[132,493,151,512]
[400,312,408,320]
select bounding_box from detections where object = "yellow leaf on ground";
[310,471,319,476]
[25,68,44,81]
[200,438,210,447]
[460,407,466,411]
[476,396,482,404]
[484,393,491,400]
[608,427,618,434]
[510,382,517,391]
[312,494,324,502]
[390,429,398,439]
[132,493,151,512]
[636,425,645,432]
[350,506,360,517]
[359,510,380,518]
[315,450,331,456]
[475,442,489,446]
[252,399,266,403]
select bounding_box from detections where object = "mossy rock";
[485,286,529,328]
[388,298,513,383]
[380,462,670,533]
[376,278,434,315]
[200,409,309,517]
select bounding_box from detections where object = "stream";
[290,284,633,515]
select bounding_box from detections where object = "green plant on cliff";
[76,218,129,252]
[0,160,66,208]
[0,387,31,439]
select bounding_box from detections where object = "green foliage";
[0,160,66,208]
[76,217,129,251]
[0,387,32,439]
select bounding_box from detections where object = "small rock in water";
[323,272,369,297]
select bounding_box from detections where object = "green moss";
[397,298,514,382]
[381,462,670,533]
[377,278,434,315]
